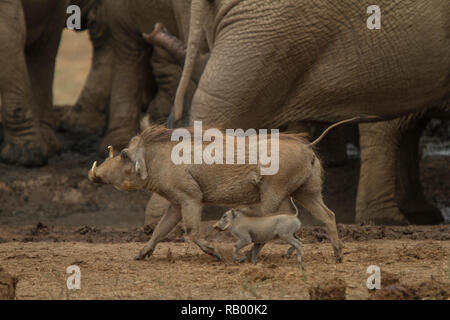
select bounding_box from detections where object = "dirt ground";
[0,239,448,300]
[0,222,449,300]
[0,30,449,301]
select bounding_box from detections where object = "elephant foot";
[356,205,409,225]
[400,201,443,225]
[1,125,60,167]
[98,126,138,157]
[357,198,443,225]
[59,104,106,134]
[40,123,61,154]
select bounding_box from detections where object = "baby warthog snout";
[215,198,303,266]
[213,209,237,231]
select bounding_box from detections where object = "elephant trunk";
[173,0,209,122]
[143,23,187,67]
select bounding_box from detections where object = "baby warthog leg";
[233,237,252,264]
[134,204,182,260]
[286,233,301,259]
[280,235,302,267]
[250,243,265,265]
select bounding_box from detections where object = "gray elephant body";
[163,0,449,225]
[176,0,449,128]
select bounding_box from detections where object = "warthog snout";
[88,146,116,184]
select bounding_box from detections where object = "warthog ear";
[120,149,129,160]
[134,155,148,180]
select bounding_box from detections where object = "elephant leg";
[0,2,51,166]
[99,39,151,156]
[26,7,67,157]
[61,30,114,133]
[356,112,443,225]
[147,46,183,121]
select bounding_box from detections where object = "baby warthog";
[214,197,302,266]
[87,118,366,263]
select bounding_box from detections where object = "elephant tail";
[307,115,381,147]
[173,0,209,122]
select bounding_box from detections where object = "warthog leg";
[250,243,265,265]
[280,234,302,267]
[293,190,344,263]
[134,203,182,260]
[182,200,223,261]
[233,237,252,264]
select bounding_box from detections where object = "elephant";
[60,6,115,134]
[143,0,449,227]
[175,0,448,125]
[67,0,206,157]
[0,0,201,166]
[61,0,178,137]
[0,0,102,166]
[357,104,448,225]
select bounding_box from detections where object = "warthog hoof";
[134,254,146,261]
[212,251,223,262]
[233,256,247,264]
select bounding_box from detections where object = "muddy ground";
[0,30,449,300]
[0,240,449,300]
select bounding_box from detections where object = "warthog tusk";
[91,161,98,178]
[108,146,114,158]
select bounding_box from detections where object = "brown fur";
[140,124,310,145]
[89,122,344,263]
